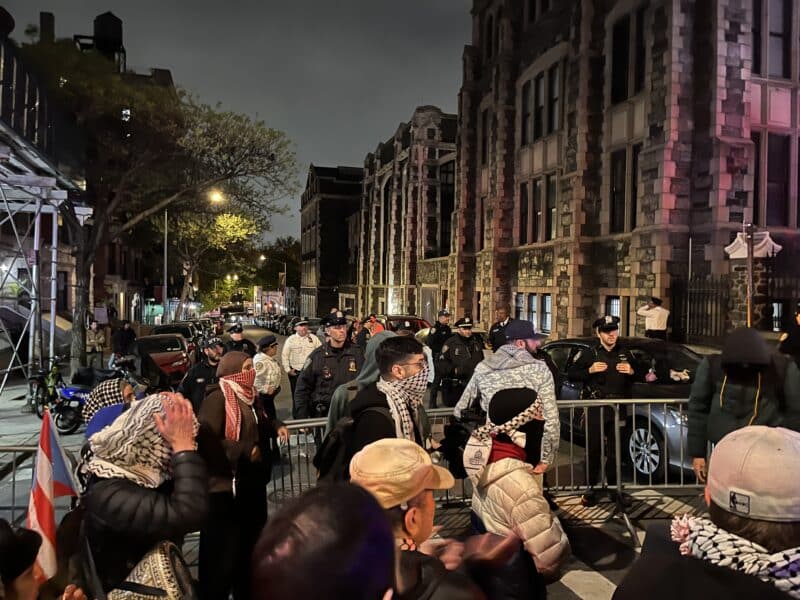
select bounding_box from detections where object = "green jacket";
[687,355,800,457]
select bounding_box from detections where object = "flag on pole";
[27,409,78,581]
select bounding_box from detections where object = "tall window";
[485,15,494,61]
[611,15,631,104]
[477,197,486,250]
[753,0,762,74]
[521,81,532,146]
[766,133,789,226]
[752,132,761,225]
[533,178,543,242]
[528,293,538,327]
[519,182,529,244]
[545,175,557,240]
[634,7,646,93]
[440,161,455,254]
[527,0,536,22]
[533,74,545,140]
[481,109,490,165]
[541,294,552,333]
[630,144,641,229]
[547,65,560,134]
[515,293,524,319]
[605,296,621,319]
[610,149,627,233]
[767,0,790,78]
[382,180,392,283]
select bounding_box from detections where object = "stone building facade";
[357,106,457,324]
[447,0,800,336]
[299,165,363,318]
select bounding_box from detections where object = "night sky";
[4,1,472,240]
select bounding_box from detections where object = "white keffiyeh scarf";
[376,364,429,441]
[671,515,800,598]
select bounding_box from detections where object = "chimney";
[39,12,54,44]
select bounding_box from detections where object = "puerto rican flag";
[27,410,78,581]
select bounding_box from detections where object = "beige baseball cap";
[707,426,800,522]
[349,438,454,509]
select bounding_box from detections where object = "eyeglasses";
[399,359,427,369]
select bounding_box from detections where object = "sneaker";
[609,490,633,507]
[580,490,598,507]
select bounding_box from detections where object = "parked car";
[136,334,193,391]
[375,315,431,333]
[151,323,201,359]
[540,337,706,477]
[197,318,215,336]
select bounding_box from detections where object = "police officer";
[488,306,513,352]
[426,309,452,408]
[225,323,257,356]
[567,315,636,506]
[293,312,365,418]
[436,317,485,408]
[779,301,800,369]
[178,337,224,413]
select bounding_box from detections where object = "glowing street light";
[259,254,266,261]
[209,189,225,203]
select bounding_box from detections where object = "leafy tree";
[20,39,297,366]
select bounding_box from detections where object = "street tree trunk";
[177,264,196,321]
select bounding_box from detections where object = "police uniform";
[426,310,452,409]
[292,315,365,418]
[224,324,257,357]
[178,338,224,413]
[566,315,636,494]
[488,317,513,352]
[779,302,800,369]
[436,317,485,408]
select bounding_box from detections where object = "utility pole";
[744,222,755,328]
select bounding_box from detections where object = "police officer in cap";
[293,311,365,418]
[436,317,485,408]
[779,301,800,369]
[178,336,224,412]
[225,323,256,356]
[426,309,452,408]
[567,315,637,506]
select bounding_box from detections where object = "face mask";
[395,363,429,398]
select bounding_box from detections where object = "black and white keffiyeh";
[86,394,199,489]
[376,364,429,441]
[82,378,126,424]
[672,515,800,598]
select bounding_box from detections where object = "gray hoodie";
[325,331,398,434]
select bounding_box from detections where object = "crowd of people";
[3,301,800,599]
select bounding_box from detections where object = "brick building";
[441,0,800,337]
[357,106,457,323]
[300,165,363,317]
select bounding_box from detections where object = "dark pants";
[288,373,299,397]
[645,329,667,340]
[200,469,268,600]
[441,381,466,408]
[429,376,441,409]
[584,406,618,488]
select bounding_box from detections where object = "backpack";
[313,406,392,482]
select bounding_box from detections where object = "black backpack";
[313,406,392,482]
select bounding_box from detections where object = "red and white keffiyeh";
[219,369,256,442]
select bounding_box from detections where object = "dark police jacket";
[224,338,257,357]
[178,358,219,413]
[437,333,485,385]
[293,342,365,418]
[427,322,452,356]
[488,318,513,352]
[567,341,636,400]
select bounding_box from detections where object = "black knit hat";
[0,519,41,584]
[488,388,544,466]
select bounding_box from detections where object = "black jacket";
[566,341,636,399]
[224,338,257,357]
[612,522,792,600]
[293,342,365,418]
[427,322,452,356]
[177,358,219,413]
[111,328,136,355]
[488,319,512,352]
[398,550,486,600]
[83,451,209,592]
[349,383,421,454]
[436,333,485,385]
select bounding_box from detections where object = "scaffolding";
[0,143,90,398]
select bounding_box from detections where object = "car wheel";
[625,422,665,477]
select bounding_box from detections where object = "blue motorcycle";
[29,356,92,435]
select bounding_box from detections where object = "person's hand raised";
[154,393,196,454]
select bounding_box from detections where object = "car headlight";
[667,407,688,425]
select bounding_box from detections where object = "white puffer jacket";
[472,457,570,579]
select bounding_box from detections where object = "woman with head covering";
[81,393,208,594]
[0,520,86,600]
[82,378,135,439]
[468,388,570,599]
[197,351,270,600]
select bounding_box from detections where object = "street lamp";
[209,189,225,204]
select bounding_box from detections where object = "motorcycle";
[29,357,91,435]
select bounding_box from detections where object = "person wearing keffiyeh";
[197,351,272,600]
[82,378,134,439]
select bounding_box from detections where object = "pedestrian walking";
[637,296,670,340]
[426,309,451,408]
[293,312,364,418]
[178,337,225,413]
[688,326,800,484]
[109,320,136,368]
[436,317,485,408]
[567,315,637,506]
[488,306,513,352]
[224,323,256,356]
[454,319,559,471]
[85,319,105,369]
[281,318,321,397]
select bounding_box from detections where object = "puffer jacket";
[471,457,570,580]
[83,451,209,592]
